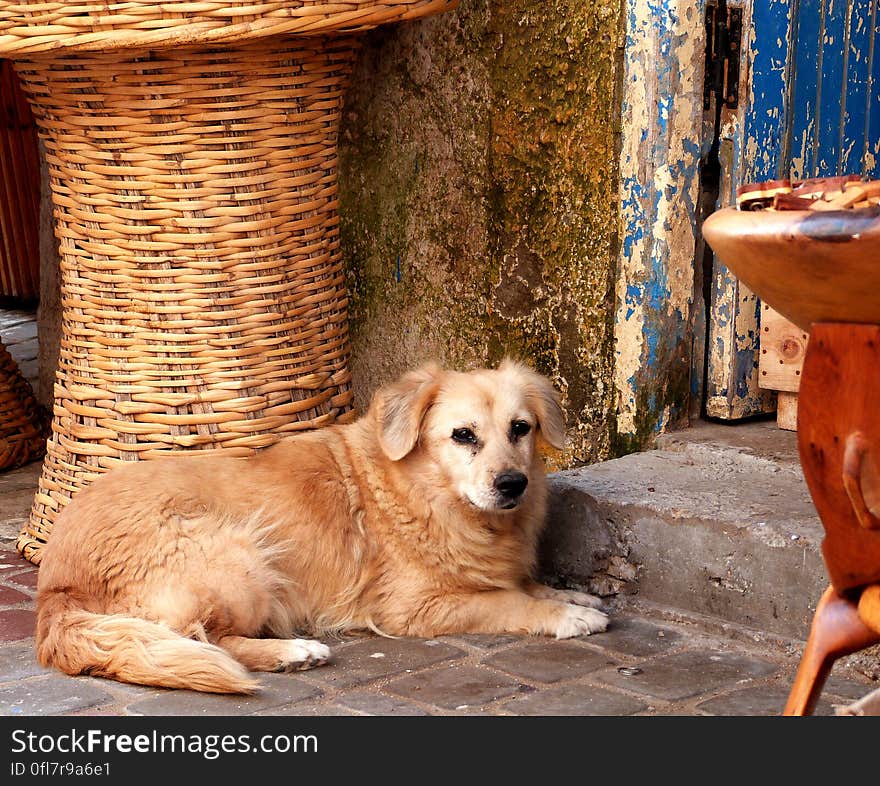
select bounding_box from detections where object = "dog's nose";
[494,471,528,500]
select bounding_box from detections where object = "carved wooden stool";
[703,204,880,716]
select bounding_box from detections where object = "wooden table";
[703,205,880,715]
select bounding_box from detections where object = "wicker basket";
[0,340,46,473]
[0,1,459,563]
[0,1,458,52]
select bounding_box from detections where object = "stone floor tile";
[254,704,360,716]
[298,636,464,690]
[0,310,34,331]
[17,359,39,386]
[0,320,37,346]
[503,683,648,716]
[386,665,526,710]
[696,684,835,717]
[127,672,323,716]
[586,615,683,657]
[482,641,616,684]
[336,690,432,716]
[0,490,38,540]
[0,609,36,642]
[0,641,51,682]
[440,634,523,650]
[821,673,880,702]
[7,569,38,591]
[0,675,115,716]
[0,584,31,604]
[594,649,778,701]
[0,462,41,496]
[0,549,28,566]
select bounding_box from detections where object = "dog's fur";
[35,360,608,693]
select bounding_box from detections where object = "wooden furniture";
[703,205,880,715]
[0,1,459,563]
[0,58,40,302]
[759,304,806,431]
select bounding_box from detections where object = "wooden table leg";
[858,584,880,634]
[784,585,880,716]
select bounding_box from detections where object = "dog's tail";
[36,592,259,694]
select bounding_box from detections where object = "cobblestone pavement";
[1,529,876,717]
[2,309,877,717]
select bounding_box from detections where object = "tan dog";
[35,360,608,693]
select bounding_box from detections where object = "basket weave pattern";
[0,1,458,53]
[0,341,46,474]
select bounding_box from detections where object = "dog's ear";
[501,359,566,450]
[373,363,443,461]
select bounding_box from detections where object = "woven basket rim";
[0,0,459,55]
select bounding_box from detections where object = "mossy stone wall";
[339,0,624,467]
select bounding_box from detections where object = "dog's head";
[371,359,565,512]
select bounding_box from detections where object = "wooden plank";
[777,390,799,431]
[841,0,873,174]
[0,59,39,301]
[789,0,823,178]
[741,0,795,184]
[704,0,785,420]
[867,1,880,175]
[759,303,808,392]
[815,0,849,175]
[1,62,38,295]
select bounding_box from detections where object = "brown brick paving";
[0,461,877,717]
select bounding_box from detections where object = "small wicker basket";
[0,1,459,563]
[0,341,46,473]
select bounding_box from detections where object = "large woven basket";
[1,1,459,563]
[0,340,46,471]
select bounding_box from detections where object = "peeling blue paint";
[615,0,705,443]
[788,0,880,177]
[625,282,643,305]
[734,345,758,397]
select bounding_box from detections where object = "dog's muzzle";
[493,471,528,509]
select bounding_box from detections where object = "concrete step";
[540,419,828,642]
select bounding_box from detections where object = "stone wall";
[339,0,624,466]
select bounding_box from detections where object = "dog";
[35,359,608,693]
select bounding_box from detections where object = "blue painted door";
[704,0,880,420]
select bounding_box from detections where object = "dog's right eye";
[452,427,477,445]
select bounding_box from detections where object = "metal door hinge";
[704,1,743,111]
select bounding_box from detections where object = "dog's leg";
[524,580,603,609]
[216,636,331,673]
[412,590,608,639]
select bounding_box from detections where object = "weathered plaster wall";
[339,0,624,466]
[612,0,706,453]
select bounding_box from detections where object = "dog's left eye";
[452,427,478,445]
[511,420,531,438]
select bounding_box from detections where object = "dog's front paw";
[276,639,332,672]
[553,604,609,639]
[551,588,604,609]
[528,583,604,609]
